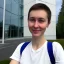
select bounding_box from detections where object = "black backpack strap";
[20,42,30,55]
[47,41,55,64]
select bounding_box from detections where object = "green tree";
[56,0,64,39]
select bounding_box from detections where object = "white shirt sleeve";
[53,42,64,64]
[10,42,24,62]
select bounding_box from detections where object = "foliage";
[56,0,64,38]
[0,60,10,64]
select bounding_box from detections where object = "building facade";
[0,0,23,39]
[24,0,56,40]
[0,0,56,40]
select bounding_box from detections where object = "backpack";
[20,41,55,64]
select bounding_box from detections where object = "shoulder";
[14,42,29,51]
[16,41,31,49]
[52,41,63,50]
[52,42,64,63]
[52,41,64,57]
[10,42,25,61]
[16,42,25,49]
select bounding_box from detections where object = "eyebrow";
[29,17,45,19]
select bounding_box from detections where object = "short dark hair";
[28,3,51,23]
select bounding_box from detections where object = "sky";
[56,0,62,21]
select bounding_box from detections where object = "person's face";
[28,10,50,37]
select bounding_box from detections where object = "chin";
[32,34,41,37]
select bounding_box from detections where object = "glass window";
[0,22,3,39]
[4,25,9,38]
[19,27,23,37]
[0,8,3,39]
[5,25,9,31]
[18,7,23,16]
[12,0,18,15]
[18,6,21,15]
[11,14,19,26]
[5,11,11,24]
[0,0,4,8]
[4,0,24,38]
[10,25,18,37]
[18,16,23,27]
[19,0,23,5]
[6,0,12,12]
[0,9,3,22]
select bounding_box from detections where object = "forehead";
[29,10,48,18]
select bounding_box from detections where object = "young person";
[9,3,64,64]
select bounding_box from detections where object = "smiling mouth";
[33,30,40,31]
[32,30,41,33]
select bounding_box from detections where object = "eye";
[29,18,35,22]
[38,18,45,23]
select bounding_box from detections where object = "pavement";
[0,37,31,61]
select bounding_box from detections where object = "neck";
[32,35,46,50]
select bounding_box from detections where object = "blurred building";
[0,0,23,39]
[0,0,56,40]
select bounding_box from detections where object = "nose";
[34,20,39,28]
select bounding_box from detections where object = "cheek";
[41,23,49,29]
[41,24,47,28]
[28,22,33,28]
[28,22,33,32]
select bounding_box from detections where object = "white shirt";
[10,41,64,64]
